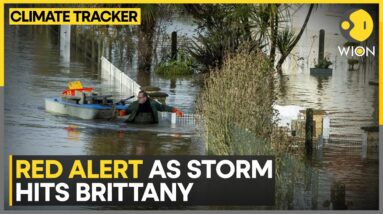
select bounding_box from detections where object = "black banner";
[9,155,275,206]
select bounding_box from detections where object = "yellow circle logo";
[341,21,350,30]
[355,47,365,56]
[340,9,374,42]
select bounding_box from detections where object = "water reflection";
[276,147,378,210]
[277,69,377,141]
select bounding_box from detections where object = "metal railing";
[158,112,198,125]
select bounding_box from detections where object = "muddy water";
[277,29,378,142]
[5,25,203,156]
[275,18,378,209]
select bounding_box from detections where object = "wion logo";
[338,9,375,57]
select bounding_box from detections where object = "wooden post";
[84,35,88,58]
[171,31,177,60]
[91,39,95,61]
[330,182,346,209]
[98,39,103,64]
[305,108,314,155]
[318,29,325,63]
[75,27,79,51]
[170,79,176,89]
[78,34,83,51]
[71,26,75,45]
[109,38,112,60]
[93,40,97,62]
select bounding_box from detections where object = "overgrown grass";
[196,48,306,208]
[197,48,293,155]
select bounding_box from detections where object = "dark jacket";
[125,98,174,123]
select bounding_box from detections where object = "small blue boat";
[45,96,130,120]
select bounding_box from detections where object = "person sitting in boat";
[125,90,183,124]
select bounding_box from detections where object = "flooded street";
[277,27,378,142]
[5,21,378,210]
[5,25,203,156]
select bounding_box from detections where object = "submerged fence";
[101,56,141,99]
[158,112,198,125]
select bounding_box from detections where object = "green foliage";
[252,4,290,47]
[315,58,332,69]
[276,28,296,56]
[184,4,311,73]
[186,5,261,71]
[155,52,194,77]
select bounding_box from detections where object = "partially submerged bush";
[314,58,332,69]
[197,49,284,155]
[155,60,193,77]
[155,52,194,78]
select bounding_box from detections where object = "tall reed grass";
[197,48,307,208]
[197,48,295,156]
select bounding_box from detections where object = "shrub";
[197,48,308,208]
[314,58,332,69]
[155,52,194,78]
[155,60,193,77]
[197,48,286,155]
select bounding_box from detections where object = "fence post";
[171,31,177,60]
[84,35,88,58]
[318,29,325,63]
[171,112,176,124]
[330,182,346,209]
[109,38,112,60]
[305,108,314,155]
